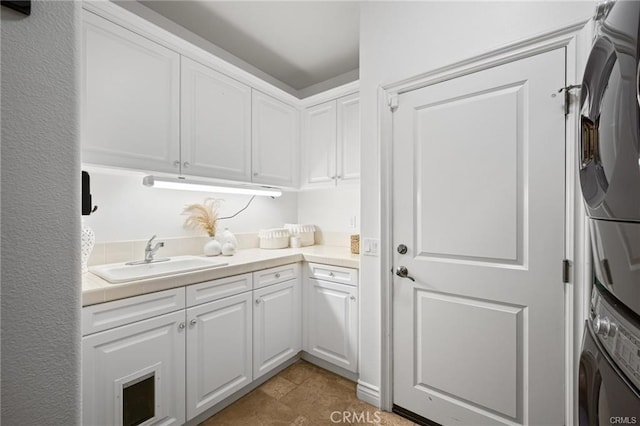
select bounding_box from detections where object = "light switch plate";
[362,238,379,256]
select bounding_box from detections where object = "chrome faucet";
[125,235,169,266]
[145,234,164,262]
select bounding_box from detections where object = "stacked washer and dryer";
[579,0,640,423]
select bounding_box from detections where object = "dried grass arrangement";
[182,198,221,237]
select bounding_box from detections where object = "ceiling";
[139,1,360,95]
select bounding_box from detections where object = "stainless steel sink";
[89,256,228,283]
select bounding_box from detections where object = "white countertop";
[83,245,359,306]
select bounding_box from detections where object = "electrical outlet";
[362,238,379,256]
[349,216,357,229]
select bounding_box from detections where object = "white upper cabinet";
[303,101,337,187]
[181,57,252,181]
[336,93,361,183]
[252,90,299,187]
[302,94,360,188]
[82,11,180,174]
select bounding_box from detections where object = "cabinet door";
[186,292,252,420]
[306,279,358,372]
[252,90,299,187]
[302,100,337,187]
[253,279,301,379]
[82,310,186,426]
[336,93,360,183]
[181,57,252,181]
[82,11,180,174]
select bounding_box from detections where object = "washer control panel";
[592,291,640,390]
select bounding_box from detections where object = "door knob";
[395,266,415,282]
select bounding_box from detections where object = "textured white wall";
[1,1,81,424]
[359,1,595,405]
[84,170,298,242]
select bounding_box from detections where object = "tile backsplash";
[87,231,352,266]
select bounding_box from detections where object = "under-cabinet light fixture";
[143,176,282,197]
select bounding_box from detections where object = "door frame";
[378,20,593,426]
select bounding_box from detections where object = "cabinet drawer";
[186,273,252,307]
[82,288,185,336]
[253,263,300,289]
[307,263,358,286]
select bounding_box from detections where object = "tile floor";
[200,360,416,425]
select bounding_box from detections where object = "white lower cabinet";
[82,309,186,426]
[186,291,253,420]
[305,264,359,373]
[253,278,301,379]
[83,262,359,425]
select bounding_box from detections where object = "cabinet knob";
[178,322,186,330]
[190,318,197,326]
[329,272,335,277]
[183,161,190,169]
[173,160,180,168]
[350,295,356,301]
[255,298,262,305]
[336,175,342,180]
[254,172,259,176]
[275,273,281,278]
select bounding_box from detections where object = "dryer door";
[580,1,640,221]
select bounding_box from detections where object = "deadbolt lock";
[397,244,408,255]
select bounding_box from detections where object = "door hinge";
[558,85,581,116]
[388,93,399,112]
[562,259,571,283]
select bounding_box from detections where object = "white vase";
[204,238,222,256]
[217,228,238,249]
[221,241,235,256]
[81,220,95,274]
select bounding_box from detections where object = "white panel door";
[253,279,301,379]
[337,93,361,183]
[252,90,299,187]
[82,310,186,426]
[303,101,337,187]
[82,11,180,173]
[186,292,252,420]
[307,278,358,372]
[392,48,566,425]
[181,57,252,181]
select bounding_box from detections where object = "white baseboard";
[356,380,381,408]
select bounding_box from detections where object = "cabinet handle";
[190,318,197,326]
[183,161,190,169]
[173,160,180,168]
[350,295,356,301]
[255,298,262,305]
[178,322,186,330]
[275,273,281,279]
